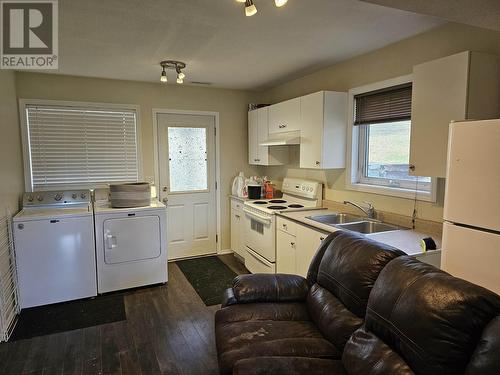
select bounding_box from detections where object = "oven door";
[243,208,275,263]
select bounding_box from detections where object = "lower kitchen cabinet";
[277,218,329,277]
[295,225,328,277]
[230,198,245,259]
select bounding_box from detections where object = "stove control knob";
[81,192,87,199]
[72,193,77,199]
[55,193,63,201]
[36,195,43,202]
[27,194,34,202]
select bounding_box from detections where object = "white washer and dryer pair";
[93,199,168,294]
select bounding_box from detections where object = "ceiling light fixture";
[237,0,288,16]
[245,0,257,17]
[159,60,186,84]
[275,0,288,7]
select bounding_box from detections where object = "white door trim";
[152,108,222,254]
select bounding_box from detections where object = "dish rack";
[0,209,19,342]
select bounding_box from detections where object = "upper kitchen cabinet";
[268,97,301,134]
[410,51,500,177]
[300,91,347,169]
[248,107,288,166]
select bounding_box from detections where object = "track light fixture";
[245,0,257,17]
[159,60,186,84]
[237,0,289,17]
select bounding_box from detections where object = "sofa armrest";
[233,357,346,375]
[221,287,238,308]
[228,273,309,305]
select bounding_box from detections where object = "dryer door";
[103,215,161,264]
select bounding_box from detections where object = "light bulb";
[275,0,288,7]
[177,71,185,80]
[245,1,257,16]
[160,70,167,83]
[177,77,184,84]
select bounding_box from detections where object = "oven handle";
[243,208,272,224]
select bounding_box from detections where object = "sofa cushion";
[315,231,405,318]
[465,315,500,375]
[216,302,310,324]
[362,256,500,375]
[233,356,347,375]
[216,314,340,375]
[307,283,364,351]
[342,327,415,375]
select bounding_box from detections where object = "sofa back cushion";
[306,231,404,350]
[465,315,500,374]
[350,256,500,375]
[313,231,405,318]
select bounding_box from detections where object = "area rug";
[10,293,126,341]
[176,256,238,306]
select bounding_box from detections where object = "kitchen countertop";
[229,195,249,202]
[277,209,441,257]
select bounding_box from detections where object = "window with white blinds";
[24,103,139,189]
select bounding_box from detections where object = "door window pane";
[168,127,208,192]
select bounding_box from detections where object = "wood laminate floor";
[0,255,248,375]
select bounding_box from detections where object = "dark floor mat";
[10,293,126,341]
[176,256,238,306]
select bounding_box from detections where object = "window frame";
[346,75,437,202]
[19,99,143,192]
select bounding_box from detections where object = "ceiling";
[51,0,444,90]
[360,0,500,32]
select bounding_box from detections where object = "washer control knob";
[55,193,63,201]
[36,195,43,201]
[72,193,77,199]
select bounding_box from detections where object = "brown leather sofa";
[215,231,500,375]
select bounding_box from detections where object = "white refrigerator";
[442,119,500,294]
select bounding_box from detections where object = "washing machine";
[93,200,167,293]
[13,190,97,308]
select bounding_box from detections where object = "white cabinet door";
[296,226,327,277]
[248,109,259,164]
[268,97,301,134]
[257,107,269,165]
[231,207,245,259]
[410,52,469,177]
[276,229,297,274]
[300,92,324,169]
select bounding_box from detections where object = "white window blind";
[25,104,139,189]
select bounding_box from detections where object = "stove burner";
[253,201,268,205]
[288,204,304,208]
[269,199,286,203]
[267,205,288,210]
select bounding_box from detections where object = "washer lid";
[13,205,92,221]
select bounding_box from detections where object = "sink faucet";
[343,200,375,219]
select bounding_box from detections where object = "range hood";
[259,131,301,146]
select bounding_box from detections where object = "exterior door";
[157,113,217,260]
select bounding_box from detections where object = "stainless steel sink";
[335,221,399,234]
[307,213,363,225]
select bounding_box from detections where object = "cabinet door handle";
[282,223,287,229]
[409,164,416,171]
[290,242,295,247]
[315,161,321,166]
[320,237,325,241]
[235,215,240,219]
